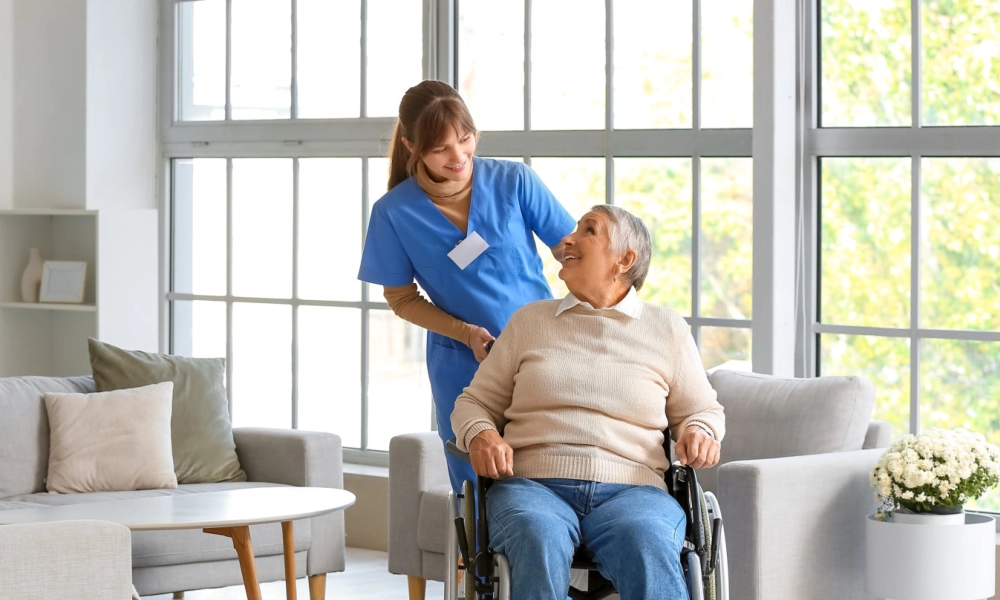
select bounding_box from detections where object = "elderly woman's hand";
[469,430,514,479]
[674,426,721,469]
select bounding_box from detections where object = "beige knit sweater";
[451,298,725,490]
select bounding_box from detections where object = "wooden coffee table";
[0,486,355,600]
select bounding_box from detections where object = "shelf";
[0,208,97,217]
[0,302,97,312]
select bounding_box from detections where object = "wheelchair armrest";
[445,438,471,462]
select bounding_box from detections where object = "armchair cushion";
[700,370,875,492]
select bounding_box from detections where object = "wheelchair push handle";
[446,438,471,462]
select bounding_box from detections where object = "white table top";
[0,487,356,531]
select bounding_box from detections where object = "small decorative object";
[870,428,1000,523]
[20,248,43,302]
[39,261,88,303]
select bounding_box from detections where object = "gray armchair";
[0,520,133,600]
[388,370,891,600]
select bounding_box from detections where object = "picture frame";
[39,261,88,303]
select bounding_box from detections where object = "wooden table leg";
[281,521,296,600]
[308,574,326,600]
[204,526,262,600]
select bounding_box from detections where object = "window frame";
[158,0,792,466]
[802,0,1000,445]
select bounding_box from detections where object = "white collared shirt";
[555,286,644,319]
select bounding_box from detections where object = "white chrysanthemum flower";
[869,428,1000,512]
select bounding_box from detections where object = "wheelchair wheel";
[494,552,511,600]
[462,479,477,600]
[697,487,715,600]
[704,491,728,600]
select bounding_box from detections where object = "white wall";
[0,0,12,209]
[86,0,157,210]
[13,0,87,209]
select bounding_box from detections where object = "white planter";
[865,513,995,600]
[890,509,965,526]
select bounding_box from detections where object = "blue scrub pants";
[427,340,479,494]
[486,478,688,600]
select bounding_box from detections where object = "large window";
[811,0,1000,509]
[457,0,754,367]
[163,0,755,464]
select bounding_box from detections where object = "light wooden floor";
[144,547,444,600]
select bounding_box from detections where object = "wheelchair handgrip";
[454,518,471,566]
[446,438,471,462]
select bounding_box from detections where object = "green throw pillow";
[88,338,247,484]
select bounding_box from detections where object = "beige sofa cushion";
[88,338,246,484]
[44,382,177,493]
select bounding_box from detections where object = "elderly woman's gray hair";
[590,204,652,291]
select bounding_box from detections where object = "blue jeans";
[486,477,688,600]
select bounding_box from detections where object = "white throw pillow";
[44,382,178,493]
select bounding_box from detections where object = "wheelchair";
[444,439,729,600]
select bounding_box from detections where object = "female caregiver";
[358,80,575,493]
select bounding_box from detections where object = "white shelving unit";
[0,208,157,377]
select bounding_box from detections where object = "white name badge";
[448,231,489,270]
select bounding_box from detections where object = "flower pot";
[866,513,995,600]
[890,505,965,525]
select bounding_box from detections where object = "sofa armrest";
[863,420,892,449]
[388,432,450,576]
[233,427,345,576]
[0,520,132,599]
[718,448,883,600]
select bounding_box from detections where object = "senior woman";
[451,204,725,600]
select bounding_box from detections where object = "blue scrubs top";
[359,157,574,490]
[359,156,573,340]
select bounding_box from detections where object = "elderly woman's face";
[558,211,620,292]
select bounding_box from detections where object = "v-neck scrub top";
[360,157,573,338]
[359,157,574,490]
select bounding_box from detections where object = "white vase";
[20,248,43,303]
[890,507,966,525]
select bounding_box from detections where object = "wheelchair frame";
[444,440,728,600]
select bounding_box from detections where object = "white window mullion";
[426,0,454,83]
[752,0,798,376]
[911,0,922,130]
[291,158,300,429]
[692,0,702,340]
[523,0,532,134]
[360,157,371,451]
[692,0,701,131]
[692,155,702,328]
[360,0,368,118]
[225,0,232,121]
[225,157,234,415]
[604,0,613,210]
[909,155,921,434]
[290,0,298,120]
[909,0,922,434]
[796,0,814,378]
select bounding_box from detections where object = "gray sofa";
[0,375,346,599]
[389,370,892,600]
